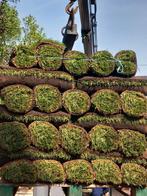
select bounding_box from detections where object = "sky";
[14,0,147,75]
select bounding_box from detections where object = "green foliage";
[35,160,65,183]
[11,45,37,68]
[63,89,90,115]
[89,125,119,153]
[119,129,147,157]
[29,121,60,151]
[91,89,121,115]
[37,41,63,70]
[121,90,147,118]
[63,50,89,76]
[34,84,62,113]
[0,160,37,183]
[22,15,46,47]
[92,159,122,185]
[64,160,94,184]
[0,1,21,64]
[0,122,30,152]
[91,51,115,76]
[59,124,89,155]
[1,84,34,113]
[121,163,147,186]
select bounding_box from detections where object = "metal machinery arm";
[78,0,98,56]
[62,0,98,56]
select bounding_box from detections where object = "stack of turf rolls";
[0,39,147,187]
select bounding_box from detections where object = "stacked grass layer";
[1,159,146,186]
[0,122,146,159]
[9,46,137,77]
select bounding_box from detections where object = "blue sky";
[15,0,147,75]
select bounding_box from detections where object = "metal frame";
[78,0,97,56]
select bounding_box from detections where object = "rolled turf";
[121,163,147,186]
[34,84,62,113]
[89,124,119,153]
[29,121,60,151]
[115,50,137,64]
[121,90,147,118]
[63,50,89,76]
[63,160,94,184]
[92,159,122,185]
[119,129,147,157]
[115,50,137,77]
[59,123,89,155]
[63,89,91,115]
[37,41,63,70]
[91,89,121,115]
[11,45,37,68]
[90,50,115,76]
[0,122,30,153]
[1,84,34,113]
[0,160,37,183]
[34,160,65,183]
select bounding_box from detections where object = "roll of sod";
[59,124,89,155]
[0,122,30,153]
[63,50,89,76]
[89,125,119,153]
[29,121,60,151]
[115,61,137,77]
[37,41,63,70]
[121,163,147,186]
[115,50,137,77]
[9,147,71,162]
[119,129,147,157]
[0,160,37,183]
[11,45,37,68]
[121,90,147,118]
[1,84,34,113]
[64,160,94,184]
[34,160,65,183]
[115,50,137,64]
[63,89,90,115]
[91,89,121,115]
[91,51,115,76]
[34,84,62,113]
[92,159,122,185]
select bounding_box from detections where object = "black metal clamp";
[61,0,79,52]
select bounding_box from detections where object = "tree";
[22,15,46,47]
[0,0,21,63]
